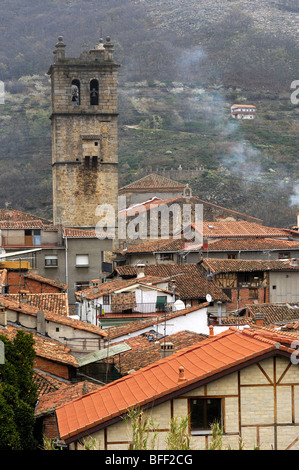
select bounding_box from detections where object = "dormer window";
[90,79,99,105]
[71,79,80,105]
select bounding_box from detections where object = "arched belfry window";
[90,79,99,105]
[71,79,80,105]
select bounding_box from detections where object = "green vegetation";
[0,330,38,450]
[0,0,298,226]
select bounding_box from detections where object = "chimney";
[290,258,298,267]
[37,311,46,335]
[209,325,214,337]
[178,366,186,382]
[160,341,174,359]
[0,307,7,327]
[136,264,145,279]
[255,313,264,327]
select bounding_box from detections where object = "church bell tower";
[48,36,119,229]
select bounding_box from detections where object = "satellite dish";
[206,294,213,303]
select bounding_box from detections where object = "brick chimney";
[160,341,174,359]
[255,312,264,326]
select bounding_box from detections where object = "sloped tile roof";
[206,238,299,252]
[109,330,208,375]
[195,221,288,238]
[119,173,186,192]
[0,295,107,337]
[23,272,68,291]
[2,293,70,316]
[122,196,263,224]
[55,327,295,442]
[202,258,299,273]
[35,381,102,417]
[0,208,53,229]
[107,304,209,340]
[245,303,299,325]
[0,324,78,367]
[113,264,229,301]
[116,238,185,255]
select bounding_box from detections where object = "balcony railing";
[99,302,171,315]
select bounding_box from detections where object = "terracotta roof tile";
[0,295,107,337]
[113,264,229,301]
[0,324,78,367]
[194,221,289,238]
[205,238,299,252]
[119,173,186,192]
[107,330,207,375]
[202,258,299,273]
[35,381,102,417]
[2,292,70,316]
[55,327,296,442]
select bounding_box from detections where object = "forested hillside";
[0,0,298,227]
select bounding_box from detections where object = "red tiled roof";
[0,295,107,337]
[0,208,53,229]
[55,327,295,442]
[119,174,186,192]
[116,238,185,255]
[0,324,78,367]
[107,304,209,340]
[113,264,229,301]
[2,293,70,316]
[201,258,299,273]
[23,272,68,291]
[109,330,208,375]
[193,221,288,238]
[205,238,299,252]
[35,381,102,417]
[245,303,299,325]
[121,196,263,224]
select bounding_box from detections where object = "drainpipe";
[65,235,68,293]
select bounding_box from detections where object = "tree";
[0,330,38,450]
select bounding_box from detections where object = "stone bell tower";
[48,36,119,229]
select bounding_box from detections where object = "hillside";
[0,0,298,227]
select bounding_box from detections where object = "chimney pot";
[178,365,186,382]
[209,325,214,336]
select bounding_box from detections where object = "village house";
[75,276,177,327]
[199,258,299,311]
[108,263,229,317]
[118,173,189,206]
[231,104,256,119]
[54,326,299,450]
[105,303,211,345]
[0,295,107,352]
[113,235,299,267]
[0,209,113,309]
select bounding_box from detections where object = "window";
[71,79,80,105]
[103,295,110,305]
[92,155,98,168]
[90,79,99,105]
[159,253,174,261]
[278,252,290,259]
[85,156,90,168]
[75,281,90,291]
[33,229,41,246]
[76,254,89,267]
[249,288,258,299]
[227,253,237,259]
[190,398,222,434]
[45,255,58,267]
